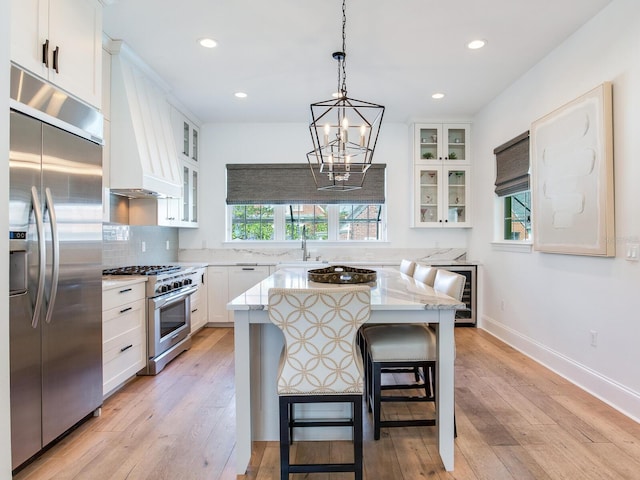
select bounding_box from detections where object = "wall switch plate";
[166,240,170,250]
[626,243,639,261]
[141,241,146,253]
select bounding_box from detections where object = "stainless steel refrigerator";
[9,67,103,470]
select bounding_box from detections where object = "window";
[494,131,531,242]
[286,205,328,240]
[226,163,386,242]
[503,191,531,241]
[339,205,382,240]
[228,204,385,242]
[231,205,275,240]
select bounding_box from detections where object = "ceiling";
[102,0,614,124]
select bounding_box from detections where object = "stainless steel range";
[102,265,199,374]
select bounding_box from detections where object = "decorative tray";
[307,265,377,284]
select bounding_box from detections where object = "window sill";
[223,240,391,247]
[491,241,533,253]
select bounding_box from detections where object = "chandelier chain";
[341,0,347,96]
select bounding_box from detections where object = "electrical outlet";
[626,243,639,261]
[141,241,146,253]
[590,330,598,347]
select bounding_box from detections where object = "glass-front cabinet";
[181,164,199,227]
[415,166,470,227]
[170,106,200,228]
[415,124,470,163]
[412,123,471,228]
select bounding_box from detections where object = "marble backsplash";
[178,246,467,265]
[103,224,466,267]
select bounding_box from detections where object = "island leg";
[435,310,455,471]
[234,310,252,475]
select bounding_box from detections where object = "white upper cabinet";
[171,106,200,165]
[11,0,102,109]
[415,124,470,164]
[170,106,200,227]
[412,123,472,228]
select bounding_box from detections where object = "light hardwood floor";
[13,327,640,480]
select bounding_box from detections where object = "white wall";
[1,0,12,475]
[179,121,471,251]
[469,0,640,420]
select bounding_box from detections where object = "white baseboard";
[480,315,640,423]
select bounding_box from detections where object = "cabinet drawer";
[103,325,144,364]
[103,330,145,396]
[103,298,145,343]
[103,282,145,311]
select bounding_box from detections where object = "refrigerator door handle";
[44,187,60,325]
[31,186,46,328]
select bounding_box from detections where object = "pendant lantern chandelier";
[307,0,385,191]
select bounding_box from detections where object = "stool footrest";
[380,419,436,428]
[381,383,427,391]
[290,419,354,428]
[380,395,435,402]
[289,463,358,474]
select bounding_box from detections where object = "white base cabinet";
[102,280,146,397]
[190,267,208,333]
[207,265,271,325]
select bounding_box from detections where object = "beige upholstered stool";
[413,263,437,286]
[399,259,416,276]
[363,269,465,440]
[268,286,371,480]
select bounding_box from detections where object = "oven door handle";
[151,285,198,309]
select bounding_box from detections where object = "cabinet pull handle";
[119,306,132,314]
[42,40,49,67]
[242,267,255,271]
[119,288,132,294]
[120,344,133,353]
[191,308,198,313]
[52,46,60,73]
[201,273,205,285]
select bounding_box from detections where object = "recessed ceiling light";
[467,39,486,50]
[432,93,445,100]
[198,38,218,48]
[234,92,248,99]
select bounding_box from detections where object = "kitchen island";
[227,267,465,474]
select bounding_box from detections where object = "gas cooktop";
[102,265,181,276]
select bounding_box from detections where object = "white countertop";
[227,267,465,311]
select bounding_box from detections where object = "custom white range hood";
[108,40,182,199]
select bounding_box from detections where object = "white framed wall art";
[531,82,615,256]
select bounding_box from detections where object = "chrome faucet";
[301,225,311,261]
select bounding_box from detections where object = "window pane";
[504,191,531,240]
[231,205,275,240]
[339,205,382,240]
[285,204,328,240]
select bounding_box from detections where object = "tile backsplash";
[103,225,178,268]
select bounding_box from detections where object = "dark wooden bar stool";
[363,269,465,439]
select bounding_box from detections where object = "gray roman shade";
[494,131,530,196]
[226,163,386,204]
